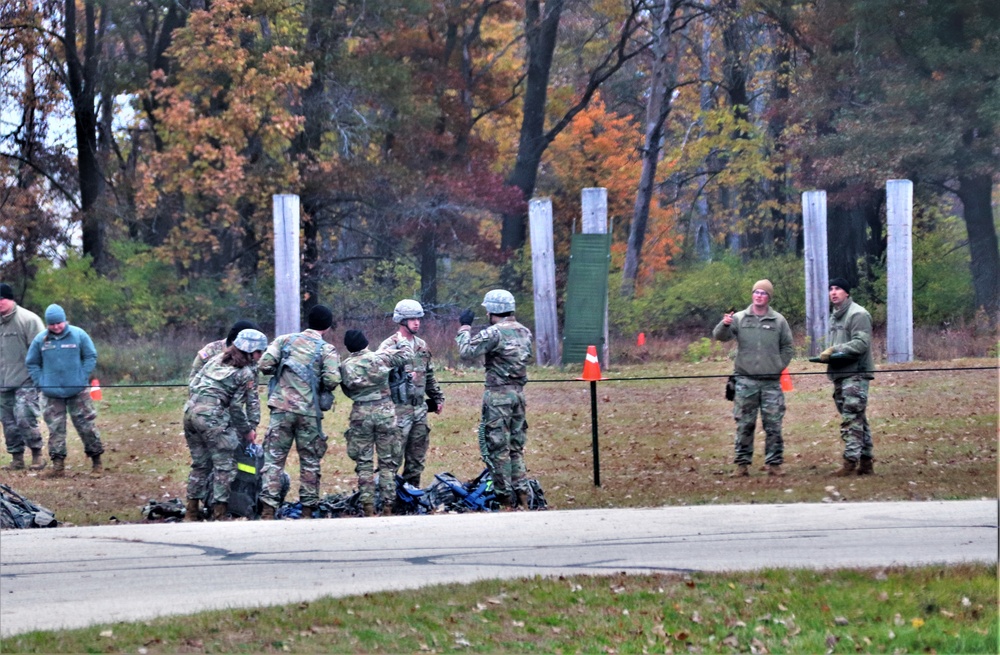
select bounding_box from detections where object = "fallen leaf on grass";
[911,618,924,628]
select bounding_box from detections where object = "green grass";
[2,565,995,653]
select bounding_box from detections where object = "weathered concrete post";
[886,180,914,363]
[802,190,829,354]
[529,198,560,365]
[273,194,300,337]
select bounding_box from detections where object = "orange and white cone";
[90,379,103,401]
[577,345,608,381]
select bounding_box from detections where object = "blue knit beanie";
[45,304,66,324]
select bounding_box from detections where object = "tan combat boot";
[858,457,875,475]
[831,459,857,477]
[731,464,749,478]
[184,499,201,522]
[766,464,785,477]
[362,503,375,517]
[29,449,47,471]
[89,454,103,478]
[44,457,65,478]
[381,504,393,517]
[2,452,25,471]
[259,504,276,520]
[301,505,313,519]
[212,502,229,521]
[515,490,530,510]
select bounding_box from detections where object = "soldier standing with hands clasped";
[25,304,104,478]
[456,290,534,509]
[712,280,794,477]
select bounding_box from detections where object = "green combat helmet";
[482,289,515,314]
[393,299,424,323]
[233,329,268,353]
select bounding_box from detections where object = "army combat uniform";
[712,306,793,467]
[827,297,875,463]
[190,339,260,429]
[184,354,258,505]
[456,317,533,504]
[339,342,412,511]
[379,332,444,488]
[258,330,341,510]
[1,301,45,469]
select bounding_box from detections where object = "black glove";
[459,309,475,326]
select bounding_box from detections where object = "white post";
[581,187,610,368]
[273,194,300,337]
[529,198,560,366]
[802,190,829,355]
[886,180,914,363]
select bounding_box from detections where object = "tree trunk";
[420,231,438,307]
[621,0,675,297]
[500,0,564,252]
[955,174,999,322]
[65,0,108,273]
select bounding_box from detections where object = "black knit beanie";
[307,305,335,331]
[829,277,852,294]
[344,329,368,353]
[226,319,260,346]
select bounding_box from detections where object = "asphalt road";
[1,499,996,637]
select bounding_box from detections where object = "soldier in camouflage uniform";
[340,329,412,516]
[456,290,534,509]
[189,319,262,436]
[0,283,47,472]
[819,278,876,476]
[713,280,794,477]
[379,300,445,489]
[25,304,103,478]
[257,305,342,519]
[183,329,268,521]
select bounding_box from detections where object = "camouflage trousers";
[833,376,872,461]
[260,411,328,509]
[481,387,528,498]
[732,377,785,466]
[43,390,103,459]
[183,409,240,504]
[1,387,44,454]
[395,404,430,488]
[346,400,401,506]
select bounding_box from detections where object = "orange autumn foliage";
[544,93,680,284]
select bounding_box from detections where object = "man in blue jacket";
[25,304,104,478]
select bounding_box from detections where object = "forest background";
[2,0,998,383]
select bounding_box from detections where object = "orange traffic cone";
[90,379,103,401]
[577,345,608,381]
[779,368,793,392]
[637,332,646,346]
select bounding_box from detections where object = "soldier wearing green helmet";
[380,299,445,490]
[183,328,268,521]
[455,289,534,509]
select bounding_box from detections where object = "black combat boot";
[29,449,47,471]
[2,452,25,471]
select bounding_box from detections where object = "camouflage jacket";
[189,338,260,427]
[187,354,256,437]
[456,317,533,387]
[339,342,413,404]
[259,330,341,416]
[378,332,445,407]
